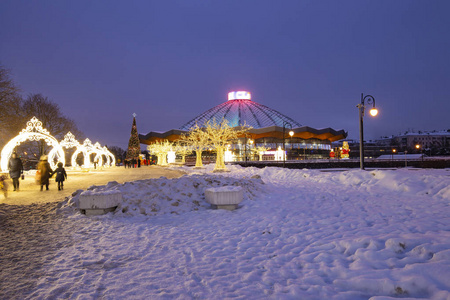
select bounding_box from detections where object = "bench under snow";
[79,190,123,216]
[205,186,243,210]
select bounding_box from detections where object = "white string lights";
[1,117,116,172]
[1,117,65,172]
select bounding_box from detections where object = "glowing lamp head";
[415,144,420,149]
[228,91,251,101]
[289,131,294,137]
[369,108,378,117]
[393,149,397,153]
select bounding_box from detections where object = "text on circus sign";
[228,91,251,101]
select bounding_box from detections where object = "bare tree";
[0,65,22,148]
[19,94,84,157]
[107,146,125,164]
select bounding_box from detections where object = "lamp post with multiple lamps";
[357,93,379,170]
[282,121,293,168]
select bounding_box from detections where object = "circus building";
[140,91,347,161]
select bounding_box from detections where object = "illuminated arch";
[90,142,103,167]
[1,117,65,172]
[90,144,116,167]
[60,132,80,149]
[60,133,115,168]
[60,132,90,168]
[103,146,116,166]
[71,148,90,168]
[79,139,94,168]
[93,152,104,166]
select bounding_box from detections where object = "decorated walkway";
[1,166,185,206]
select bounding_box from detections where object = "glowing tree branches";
[147,140,173,166]
[252,146,270,161]
[202,119,251,172]
[178,124,210,168]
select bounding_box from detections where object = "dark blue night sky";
[1,0,449,148]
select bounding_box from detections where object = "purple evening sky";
[1,0,449,149]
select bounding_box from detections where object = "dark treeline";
[0,65,94,164]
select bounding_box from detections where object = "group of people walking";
[36,155,67,191]
[6,153,67,192]
[124,158,141,168]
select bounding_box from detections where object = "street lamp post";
[405,150,408,168]
[357,93,378,170]
[244,136,247,166]
[416,143,423,166]
[282,121,292,168]
[289,131,294,161]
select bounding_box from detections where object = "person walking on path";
[37,155,53,191]
[8,152,23,191]
[54,162,67,191]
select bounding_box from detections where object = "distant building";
[336,130,450,158]
[375,130,450,155]
[140,91,348,160]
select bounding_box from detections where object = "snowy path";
[1,166,185,205]
[1,166,449,299]
[0,202,72,299]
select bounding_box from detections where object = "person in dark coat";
[37,155,53,191]
[8,152,23,191]
[54,162,67,191]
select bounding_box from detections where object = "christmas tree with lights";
[126,113,141,160]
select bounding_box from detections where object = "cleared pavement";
[1,166,185,206]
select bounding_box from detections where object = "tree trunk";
[214,147,226,171]
[160,152,168,166]
[195,150,203,168]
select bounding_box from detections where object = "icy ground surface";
[1,166,449,299]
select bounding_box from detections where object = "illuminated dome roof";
[180,91,301,130]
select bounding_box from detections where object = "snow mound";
[62,174,265,217]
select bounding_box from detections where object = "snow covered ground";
[1,165,449,299]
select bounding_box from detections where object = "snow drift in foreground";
[29,167,450,298]
[68,174,264,216]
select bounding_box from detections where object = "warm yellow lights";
[1,117,65,172]
[415,144,420,149]
[289,130,294,137]
[369,108,378,117]
[0,119,115,172]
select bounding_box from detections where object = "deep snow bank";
[14,166,450,299]
[62,174,265,216]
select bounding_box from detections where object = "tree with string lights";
[202,119,251,172]
[125,113,141,162]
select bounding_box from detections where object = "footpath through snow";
[1,165,449,299]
